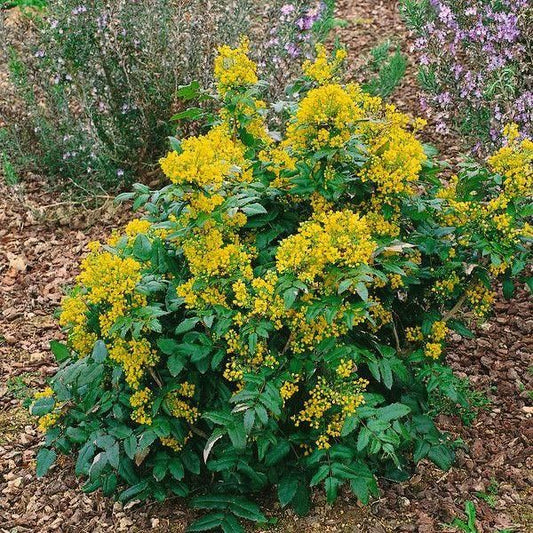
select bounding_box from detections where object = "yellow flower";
[405,326,423,342]
[284,84,366,152]
[109,338,158,390]
[431,321,448,342]
[424,342,442,359]
[78,251,142,307]
[293,376,367,449]
[276,209,376,283]
[159,125,251,188]
[214,37,258,96]
[432,272,460,298]
[389,274,404,289]
[487,126,532,198]
[66,248,148,346]
[302,44,346,85]
[59,295,88,327]
[125,218,152,238]
[280,379,299,401]
[34,387,54,399]
[179,381,196,398]
[38,412,60,433]
[182,227,252,278]
[232,279,249,307]
[130,387,153,425]
[336,359,354,378]
[160,436,189,452]
[167,391,199,424]
[502,123,520,143]
[466,283,496,318]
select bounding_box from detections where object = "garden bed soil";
[1,1,532,531]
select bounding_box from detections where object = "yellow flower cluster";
[188,192,224,216]
[34,387,61,433]
[57,236,163,429]
[488,124,532,199]
[109,338,158,390]
[214,37,258,96]
[179,381,196,398]
[437,130,531,255]
[38,412,60,433]
[405,326,423,342]
[178,279,227,309]
[129,387,153,425]
[124,218,152,237]
[59,246,147,360]
[281,80,425,201]
[107,218,152,246]
[368,298,393,331]
[78,251,142,306]
[288,309,353,354]
[423,320,448,359]
[59,295,97,357]
[466,283,496,318]
[276,209,376,283]
[336,359,355,378]
[432,272,460,299]
[360,105,427,196]
[219,98,271,145]
[225,330,276,377]
[166,389,199,424]
[260,146,297,190]
[280,379,300,401]
[389,273,404,289]
[182,227,252,278]
[34,387,54,399]
[293,376,368,449]
[365,209,401,237]
[159,125,251,189]
[160,436,189,452]
[284,84,366,151]
[302,44,347,85]
[424,342,442,360]
[431,321,448,342]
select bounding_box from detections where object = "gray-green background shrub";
[0,0,333,191]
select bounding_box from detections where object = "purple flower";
[285,42,300,57]
[280,4,295,16]
[437,91,451,106]
[296,16,313,30]
[71,5,87,15]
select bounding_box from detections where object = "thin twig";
[443,293,467,322]
[392,320,401,353]
[149,368,163,388]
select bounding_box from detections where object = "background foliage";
[0,0,334,191]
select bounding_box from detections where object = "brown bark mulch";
[1,1,531,532]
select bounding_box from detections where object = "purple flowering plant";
[257,0,340,97]
[401,0,532,151]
